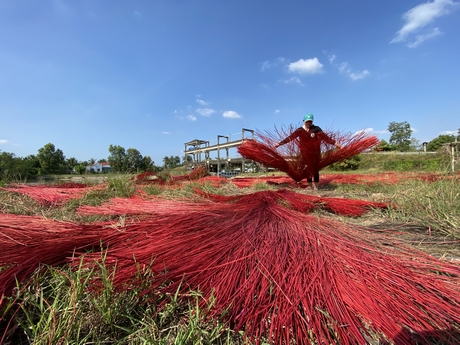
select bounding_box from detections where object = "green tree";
[107,145,127,172]
[65,157,79,172]
[374,139,392,152]
[163,155,180,169]
[126,148,143,173]
[141,156,156,171]
[36,143,66,175]
[388,121,412,151]
[0,152,39,182]
[162,156,171,169]
[426,134,455,151]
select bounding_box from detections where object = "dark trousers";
[307,172,320,183]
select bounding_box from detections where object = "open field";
[1,170,459,344]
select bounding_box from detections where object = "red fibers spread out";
[1,187,460,344]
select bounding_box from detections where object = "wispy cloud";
[196,98,208,106]
[0,139,9,144]
[222,110,242,119]
[357,128,389,136]
[407,27,442,47]
[279,76,304,85]
[260,57,286,71]
[196,108,215,117]
[440,130,459,135]
[133,10,142,16]
[287,58,324,75]
[330,58,370,81]
[274,109,280,114]
[390,0,459,47]
[186,115,197,121]
[162,131,170,135]
[349,70,370,81]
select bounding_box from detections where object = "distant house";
[86,162,112,174]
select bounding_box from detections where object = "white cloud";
[349,70,370,80]
[356,128,389,137]
[196,98,208,106]
[0,139,9,144]
[287,58,324,75]
[162,131,170,135]
[134,10,142,16]
[279,76,304,85]
[196,108,215,116]
[222,110,242,119]
[274,110,280,114]
[407,27,442,47]
[186,115,197,121]
[440,130,459,135]
[390,0,459,46]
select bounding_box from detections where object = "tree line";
[374,121,459,152]
[1,122,458,182]
[0,142,186,183]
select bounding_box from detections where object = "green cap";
[303,113,314,122]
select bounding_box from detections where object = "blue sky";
[1,0,459,165]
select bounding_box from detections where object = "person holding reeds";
[274,113,342,189]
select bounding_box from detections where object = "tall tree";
[141,156,155,171]
[65,157,79,172]
[163,155,180,169]
[107,145,127,172]
[36,143,66,175]
[387,121,412,151]
[126,148,143,173]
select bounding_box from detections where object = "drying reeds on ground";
[1,170,460,344]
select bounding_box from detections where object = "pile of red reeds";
[238,126,379,182]
[1,190,460,344]
[0,183,102,206]
[134,166,208,185]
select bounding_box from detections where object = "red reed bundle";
[0,213,111,297]
[195,188,390,217]
[75,191,460,344]
[1,183,102,206]
[134,166,209,185]
[77,195,212,217]
[1,192,460,344]
[238,126,379,182]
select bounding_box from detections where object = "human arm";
[274,128,301,148]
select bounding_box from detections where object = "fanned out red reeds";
[77,194,213,217]
[0,183,103,206]
[73,191,460,344]
[0,213,112,297]
[231,171,460,189]
[238,126,379,182]
[2,191,460,344]
[194,188,390,217]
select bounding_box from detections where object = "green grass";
[1,254,243,345]
[386,175,460,238]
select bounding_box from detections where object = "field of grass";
[0,169,459,344]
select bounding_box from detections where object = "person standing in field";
[274,113,342,190]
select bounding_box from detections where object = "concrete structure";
[184,128,255,174]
